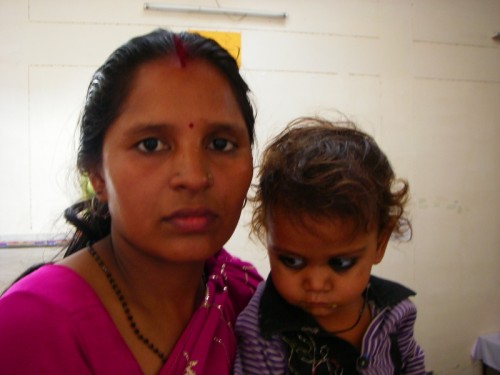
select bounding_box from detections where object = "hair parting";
[173,34,187,67]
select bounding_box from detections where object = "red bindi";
[188,122,194,129]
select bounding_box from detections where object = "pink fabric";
[0,249,262,374]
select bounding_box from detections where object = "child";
[235,117,425,374]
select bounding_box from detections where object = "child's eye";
[328,257,356,272]
[209,138,236,152]
[137,138,166,153]
[278,255,306,270]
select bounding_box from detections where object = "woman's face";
[91,58,253,262]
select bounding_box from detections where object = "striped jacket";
[235,276,425,375]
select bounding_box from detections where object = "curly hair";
[251,116,411,243]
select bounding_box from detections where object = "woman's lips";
[163,208,217,233]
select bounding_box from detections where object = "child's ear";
[88,168,108,202]
[374,226,393,264]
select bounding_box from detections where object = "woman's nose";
[169,147,213,191]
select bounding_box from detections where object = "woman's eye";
[138,138,165,152]
[328,257,356,272]
[209,138,235,152]
[278,255,305,270]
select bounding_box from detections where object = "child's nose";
[303,267,333,292]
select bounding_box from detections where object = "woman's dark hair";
[64,28,256,255]
[251,116,411,244]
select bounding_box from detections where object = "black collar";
[259,275,416,338]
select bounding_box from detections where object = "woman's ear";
[88,169,107,202]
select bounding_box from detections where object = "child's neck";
[316,296,372,350]
[334,302,372,350]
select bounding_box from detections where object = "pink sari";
[0,249,261,374]
[161,248,262,374]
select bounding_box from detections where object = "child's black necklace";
[87,245,168,362]
[330,287,369,335]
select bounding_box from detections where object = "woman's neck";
[59,235,209,374]
[93,236,208,373]
[104,236,206,315]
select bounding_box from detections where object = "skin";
[62,57,253,374]
[267,209,391,348]
[94,57,253,263]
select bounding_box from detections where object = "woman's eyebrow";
[206,122,248,135]
[123,121,245,134]
[123,123,172,136]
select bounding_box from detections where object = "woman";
[0,29,262,375]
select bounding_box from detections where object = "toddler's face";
[266,209,390,332]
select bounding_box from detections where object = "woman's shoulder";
[208,249,263,287]
[205,249,263,314]
[0,264,135,373]
[1,264,101,315]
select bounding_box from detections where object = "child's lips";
[304,301,338,309]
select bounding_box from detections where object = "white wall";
[1,1,499,373]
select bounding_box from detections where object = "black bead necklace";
[87,245,168,362]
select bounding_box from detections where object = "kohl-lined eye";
[209,138,236,152]
[328,257,356,272]
[138,138,166,152]
[278,255,305,270]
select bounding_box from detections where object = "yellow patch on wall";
[189,30,241,67]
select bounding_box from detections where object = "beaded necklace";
[87,245,168,362]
